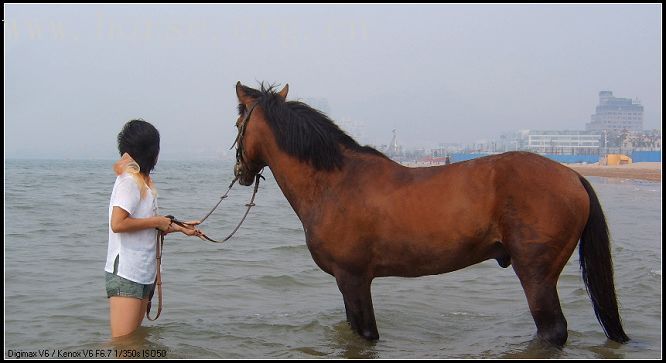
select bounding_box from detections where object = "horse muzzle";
[234,162,256,186]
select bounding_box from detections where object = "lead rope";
[198,177,238,224]
[182,169,265,243]
[146,229,165,321]
[145,170,264,320]
[218,170,264,242]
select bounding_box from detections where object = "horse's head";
[233,81,288,186]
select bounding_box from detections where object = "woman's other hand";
[155,216,173,232]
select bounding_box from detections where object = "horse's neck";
[266,146,401,228]
[265,149,338,222]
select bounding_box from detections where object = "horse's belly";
[372,237,493,278]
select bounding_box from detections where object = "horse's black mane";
[238,83,387,171]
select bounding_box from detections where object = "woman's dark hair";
[117,119,160,174]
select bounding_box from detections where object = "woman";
[105,119,203,338]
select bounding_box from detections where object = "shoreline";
[564,162,661,182]
[403,161,661,182]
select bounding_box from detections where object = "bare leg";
[109,296,149,338]
[138,297,150,326]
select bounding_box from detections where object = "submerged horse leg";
[335,271,379,340]
[520,278,568,346]
[510,243,571,346]
[343,299,352,324]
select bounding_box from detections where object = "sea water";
[4,159,661,358]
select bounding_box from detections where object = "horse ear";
[277,84,289,100]
[236,81,251,105]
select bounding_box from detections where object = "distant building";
[526,130,601,154]
[497,129,530,152]
[621,129,662,151]
[385,129,402,157]
[431,143,464,157]
[586,91,643,131]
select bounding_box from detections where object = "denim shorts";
[105,255,155,300]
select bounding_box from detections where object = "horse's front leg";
[343,298,353,325]
[335,270,379,340]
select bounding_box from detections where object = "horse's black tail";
[578,176,629,343]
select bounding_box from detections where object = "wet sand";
[566,162,661,182]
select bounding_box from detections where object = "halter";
[231,102,260,179]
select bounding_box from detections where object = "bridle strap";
[230,102,259,151]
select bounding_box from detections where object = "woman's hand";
[179,225,205,238]
[155,216,173,232]
[164,220,204,238]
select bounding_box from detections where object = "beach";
[566,162,662,182]
[404,160,662,182]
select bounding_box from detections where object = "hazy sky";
[5,4,662,160]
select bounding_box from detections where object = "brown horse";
[231,82,629,346]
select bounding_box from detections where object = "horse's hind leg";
[335,271,379,340]
[510,241,575,346]
[519,279,568,346]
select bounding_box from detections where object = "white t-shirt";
[104,173,158,284]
